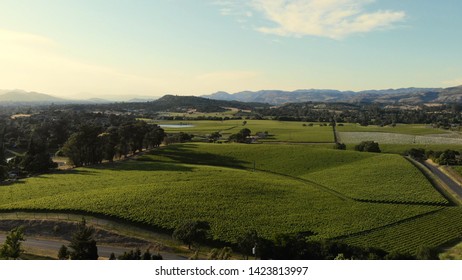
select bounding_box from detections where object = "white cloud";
[214,0,405,39]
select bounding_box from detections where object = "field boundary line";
[251,169,353,201]
[333,208,446,241]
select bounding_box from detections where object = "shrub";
[355,141,381,153]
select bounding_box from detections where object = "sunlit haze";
[1,0,462,100]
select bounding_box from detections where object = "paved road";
[420,160,462,201]
[0,235,187,260]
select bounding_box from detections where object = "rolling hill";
[0,90,112,105]
[0,90,67,104]
[203,86,462,105]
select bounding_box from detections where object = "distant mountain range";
[0,90,157,105]
[203,86,462,105]
[2,86,462,107]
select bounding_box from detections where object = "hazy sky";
[1,0,461,99]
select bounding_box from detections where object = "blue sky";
[0,0,461,99]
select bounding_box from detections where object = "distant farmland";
[154,120,335,143]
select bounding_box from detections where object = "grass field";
[153,120,334,143]
[452,166,462,177]
[338,132,462,145]
[337,123,452,135]
[379,144,462,154]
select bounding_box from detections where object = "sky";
[1,0,462,100]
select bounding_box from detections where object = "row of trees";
[258,102,462,128]
[170,220,439,260]
[62,121,165,167]
[406,148,462,165]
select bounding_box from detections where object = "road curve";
[0,234,187,260]
[420,160,462,201]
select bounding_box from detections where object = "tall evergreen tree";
[0,127,6,166]
[0,128,7,181]
[69,218,99,260]
[0,227,25,260]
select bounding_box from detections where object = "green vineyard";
[0,142,458,255]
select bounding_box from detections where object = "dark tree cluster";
[62,121,165,167]
[355,141,381,153]
[405,148,462,165]
[236,230,437,260]
[427,149,462,165]
[257,102,462,128]
[172,220,211,250]
[115,248,162,260]
[229,128,252,143]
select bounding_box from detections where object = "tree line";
[0,111,165,181]
[170,219,438,260]
[62,121,165,167]
[257,102,462,128]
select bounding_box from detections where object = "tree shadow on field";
[145,144,250,169]
[85,158,196,172]
[52,169,99,176]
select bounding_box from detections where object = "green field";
[147,144,448,204]
[337,123,450,135]
[452,166,462,175]
[154,120,334,143]
[0,143,456,254]
[340,207,462,254]
[379,144,462,154]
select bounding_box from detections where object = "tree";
[404,148,426,160]
[68,218,98,260]
[208,132,222,143]
[237,230,259,259]
[144,125,165,148]
[58,245,70,260]
[228,128,252,143]
[0,227,25,260]
[0,127,6,166]
[355,141,381,153]
[333,143,346,150]
[21,135,57,174]
[142,249,152,260]
[416,246,439,260]
[101,127,120,162]
[0,128,9,182]
[63,126,104,166]
[172,220,211,250]
[272,232,315,259]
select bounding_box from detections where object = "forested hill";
[90,95,270,113]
